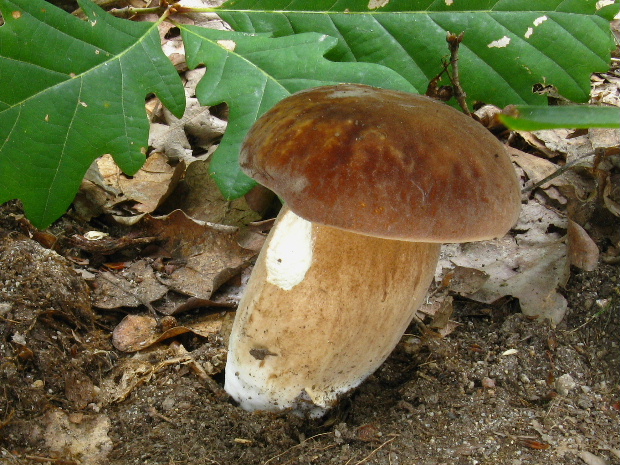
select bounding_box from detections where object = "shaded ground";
[0,200,618,465]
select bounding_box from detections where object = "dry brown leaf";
[92,260,168,310]
[174,159,263,226]
[568,219,600,271]
[119,153,185,213]
[76,153,184,220]
[112,312,233,352]
[509,147,562,188]
[138,210,256,300]
[112,314,159,352]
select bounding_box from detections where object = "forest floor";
[1,1,619,464]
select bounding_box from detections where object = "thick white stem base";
[225,206,440,417]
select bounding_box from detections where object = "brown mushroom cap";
[240,84,521,243]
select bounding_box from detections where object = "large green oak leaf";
[0,0,185,228]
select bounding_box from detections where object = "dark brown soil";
[0,199,618,465]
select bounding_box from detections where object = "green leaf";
[216,0,618,106]
[499,105,620,131]
[180,26,415,198]
[0,0,185,228]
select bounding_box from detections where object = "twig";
[353,436,397,465]
[262,432,333,465]
[446,32,470,116]
[108,6,163,18]
[20,455,78,465]
[521,151,596,194]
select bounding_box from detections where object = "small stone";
[555,374,577,396]
[482,377,496,388]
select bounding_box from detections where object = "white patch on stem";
[265,209,314,291]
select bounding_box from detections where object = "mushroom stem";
[225,206,441,417]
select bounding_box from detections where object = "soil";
[0,199,619,465]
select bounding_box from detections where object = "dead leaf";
[138,210,256,300]
[163,97,227,151]
[149,122,193,162]
[112,314,159,352]
[114,152,185,214]
[440,266,489,294]
[437,197,570,325]
[510,147,562,188]
[92,260,168,310]
[76,153,184,221]
[518,438,551,450]
[576,450,609,465]
[176,159,263,226]
[568,219,599,271]
[427,295,454,330]
[112,311,233,352]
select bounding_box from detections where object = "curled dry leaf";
[76,153,184,220]
[568,219,600,271]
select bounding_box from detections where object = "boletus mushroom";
[225,84,521,417]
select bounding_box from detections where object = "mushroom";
[225,84,521,417]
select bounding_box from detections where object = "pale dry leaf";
[576,450,609,465]
[176,0,229,28]
[99,357,155,403]
[519,129,596,166]
[440,266,489,295]
[159,21,187,71]
[149,122,193,162]
[162,97,227,151]
[185,67,207,98]
[588,128,620,155]
[510,147,562,188]
[112,314,159,352]
[437,198,570,324]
